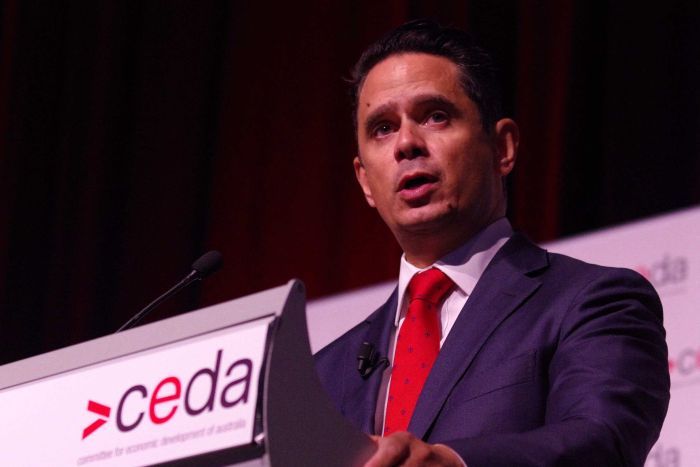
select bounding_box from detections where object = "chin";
[396,209,457,234]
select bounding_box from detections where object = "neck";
[400,223,485,268]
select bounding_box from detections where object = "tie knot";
[407,267,455,305]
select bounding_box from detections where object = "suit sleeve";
[444,268,670,467]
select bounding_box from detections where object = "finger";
[364,433,412,467]
[428,444,465,467]
[401,437,432,467]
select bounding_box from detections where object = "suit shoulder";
[542,250,664,327]
[314,318,369,363]
[504,233,657,294]
[314,288,398,361]
[504,234,662,320]
[545,249,657,292]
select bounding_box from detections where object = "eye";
[372,122,394,138]
[426,111,449,125]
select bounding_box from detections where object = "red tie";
[383,267,455,436]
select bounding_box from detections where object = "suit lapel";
[341,289,397,434]
[408,235,549,438]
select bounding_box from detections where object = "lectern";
[0,280,375,466]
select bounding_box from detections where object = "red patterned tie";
[383,267,455,436]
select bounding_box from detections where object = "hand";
[364,432,465,467]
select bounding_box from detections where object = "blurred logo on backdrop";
[635,254,689,293]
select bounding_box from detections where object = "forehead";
[357,53,467,120]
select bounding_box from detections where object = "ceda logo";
[668,345,700,378]
[82,349,253,439]
[634,254,688,288]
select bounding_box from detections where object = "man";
[315,20,669,466]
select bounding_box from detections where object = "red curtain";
[1,1,698,363]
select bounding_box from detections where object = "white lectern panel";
[0,316,273,466]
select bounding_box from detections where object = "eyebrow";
[362,94,462,135]
[363,102,396,136]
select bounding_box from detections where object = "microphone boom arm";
[115,250,222,333]
[115,270,199,333]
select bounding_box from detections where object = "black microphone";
[357,341,389,378]
[115,250,223,333]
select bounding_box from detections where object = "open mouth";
[399,173,438,191]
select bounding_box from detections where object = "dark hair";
[350,19,503,132]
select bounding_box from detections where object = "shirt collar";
[395,217,513,327]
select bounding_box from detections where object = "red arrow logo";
[82,400,111,439]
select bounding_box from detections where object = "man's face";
[354,53,516,255]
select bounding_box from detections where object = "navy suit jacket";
[315,234,669,466]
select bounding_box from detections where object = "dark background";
[1,1,698,364]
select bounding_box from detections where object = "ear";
[353,156,376,208]
[492,118,519,176]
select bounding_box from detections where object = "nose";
[394,122,427,161]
